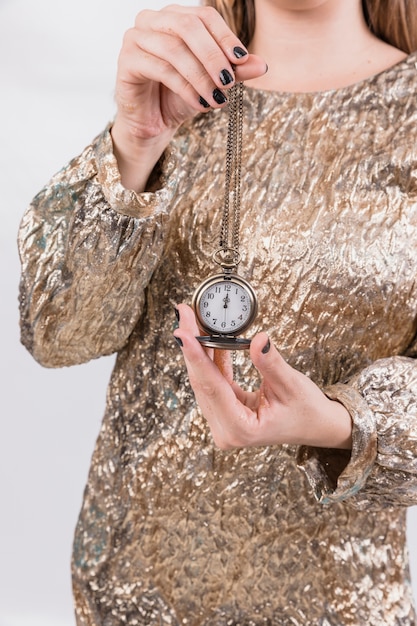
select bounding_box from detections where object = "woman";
[18,0,417,624]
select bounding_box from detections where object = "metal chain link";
[219,82,245,374]
[219,82,244,265]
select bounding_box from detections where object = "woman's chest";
[163,109,417,381]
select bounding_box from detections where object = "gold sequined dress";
[19,54,417,625]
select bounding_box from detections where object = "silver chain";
[219,82,244,265]
[220,83,245,375]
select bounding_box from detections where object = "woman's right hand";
[110,4,267,191]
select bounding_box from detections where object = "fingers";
[175,303,254,401]
[134,9,236,108]
[250,332,296,403]
[118,26,212,115]
[174,310,353,451]
[119,6,267,114]
[174,304,249,447]
[249,333,350,446]
[213,348,234,384]
[173,308,296,448]
[175,303,201,336]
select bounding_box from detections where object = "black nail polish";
[233,46,248,59]
[220,69,234,86]
[261,339,271,354]
[174,307,180,322]
[213,88,227,105]
[199,96,210,108]
[174,336,183,348]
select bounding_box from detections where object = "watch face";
[193,274,257,337]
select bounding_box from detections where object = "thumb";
[250,332,292,397]
[213,349,234,384]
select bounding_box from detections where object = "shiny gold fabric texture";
[19,54,417,625]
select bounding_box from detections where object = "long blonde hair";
[203,0,417,53]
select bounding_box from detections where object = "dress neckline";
[243,50,417,100]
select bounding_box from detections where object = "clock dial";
[192,274,257,338]
[199,280,251,333]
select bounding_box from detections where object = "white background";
[0,1,416,624]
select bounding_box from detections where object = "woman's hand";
[111,5,267,191]
[174,304,353,451]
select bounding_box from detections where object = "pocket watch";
[192,82,258,350]
[192,263,258,349]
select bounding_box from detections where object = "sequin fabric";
[18,54,417,625]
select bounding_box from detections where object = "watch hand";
[223,294,230,327]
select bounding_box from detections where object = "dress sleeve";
[297,343,417,509]
[18,125,179,368]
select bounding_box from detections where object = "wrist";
[110,118,175,192]
[318,398,353,450]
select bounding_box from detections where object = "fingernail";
[233,46,248,59]
[219,69,234,86]
[174,336,183,348]
[213,88,228,105]
[174,307,180,322]
[264,63,269,74]
[199,95,210,108]
[261,338,271,354]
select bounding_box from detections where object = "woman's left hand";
[174,304,352,451]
